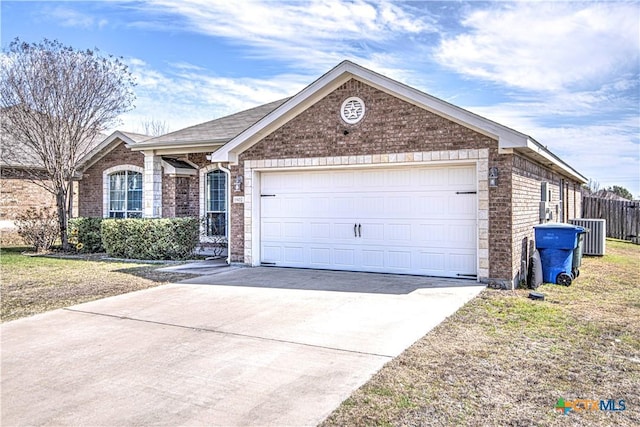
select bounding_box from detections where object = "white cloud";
[46,6,108,29]
[133,0,436,73]
[116,58,311,133]
[469,103,639,197]
[434,2,640,92]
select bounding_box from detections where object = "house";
[0,128,108,245]
[77,61,587,288]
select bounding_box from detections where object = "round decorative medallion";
[340,96,365,124]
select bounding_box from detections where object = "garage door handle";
[354,223,358,237]
[358,224,362,237]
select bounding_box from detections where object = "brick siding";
[78,142,144,217]
[511,154,582,285]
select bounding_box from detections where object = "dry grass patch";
[323,239,639,426]
[1,247,197,322]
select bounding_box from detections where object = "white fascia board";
[128,139,228,152]
[78,131,136,171]
[523,138,587,183]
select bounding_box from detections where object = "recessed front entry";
[259,165,477,278]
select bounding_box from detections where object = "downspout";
[217,163,231,265]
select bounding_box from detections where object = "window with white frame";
[108,170,142,218]
[206,169,227,236]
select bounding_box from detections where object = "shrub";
[101,217,199,260]
[68,217,104,253]
[14,207,60,253]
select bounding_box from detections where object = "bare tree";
[582,178,600,196]
[139,118,169,136]
[1,38,135,250]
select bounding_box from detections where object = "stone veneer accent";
[143,153,162,218]
[242,148,491,280]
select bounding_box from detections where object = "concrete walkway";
[1,268,484,426]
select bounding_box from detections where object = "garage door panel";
[334,248,355,266]
[357,197,384,218]
[310,222,331,239]
[262,221,282,239]
[262,245,282,263]
[361,250,385,268]
[417,252,446,272]
[449,224,477,245]
[331,197,356,216]
[386,223,412,241]
[448,167,476,187]
[385,196,413,216]
[260,166,477,278]
[417,196,448,217]
[283,246,304,263]
[417,168,448,187]
[386,169,412,187]
[361,170,385,187]
[334,171,355,188]
[388,251,412,269]
[309,247,331,265]
[283,222,304,238]
[360,223,384,240]
[448,251,476,274]
[447,194,476,217]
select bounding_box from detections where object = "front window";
[109,171,142,218]
[206,170,226,236]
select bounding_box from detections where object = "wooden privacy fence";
[582,196,640,244]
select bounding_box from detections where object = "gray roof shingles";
[137,98,290,146]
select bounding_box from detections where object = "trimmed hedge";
[101,218,199,260]
[68,217,104,253]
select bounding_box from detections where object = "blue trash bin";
[534,223,586,286]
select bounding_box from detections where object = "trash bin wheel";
[556,273,572,286]
[572,268,580,278]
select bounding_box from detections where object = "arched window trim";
[103,165,144,218]
[199,164,230,241]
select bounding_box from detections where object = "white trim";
[102,165,144,218]
[80,131,147,171]
[161,158,198,177]
[243,148,490,281]
[199,164,230,245]
[341,96,365,124]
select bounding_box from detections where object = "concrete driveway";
[1,267,484,426]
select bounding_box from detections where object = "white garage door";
[260,165,477,278]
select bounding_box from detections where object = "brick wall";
[182,153,209,217]
[511,154,582,286]
[488,151,514,282]
[0,168,56,221]
[78,143,144,217]
[0,168,57,245]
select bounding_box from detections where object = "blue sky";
[2,0,639,196]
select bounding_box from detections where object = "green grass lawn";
[0,247,196,322]
[322,240,640,426]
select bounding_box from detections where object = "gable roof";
[210,60,586,183]
[1,128,106,170]
[128,98,290,152]
[78,130,150,171]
